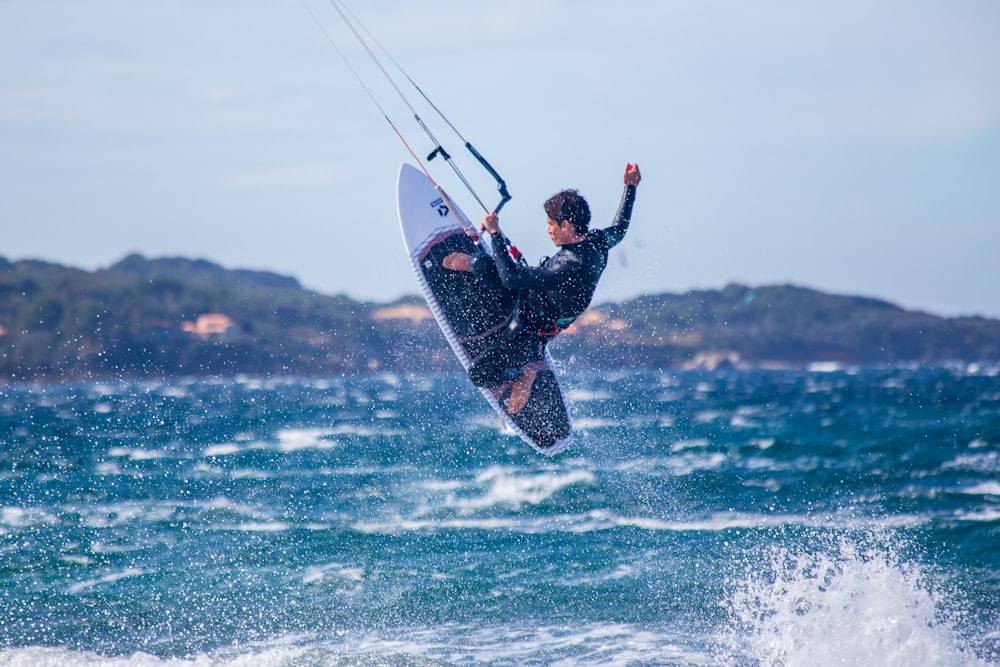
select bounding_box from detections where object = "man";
[443,162,641,413]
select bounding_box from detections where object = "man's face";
[547,217,574,246]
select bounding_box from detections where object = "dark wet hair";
[544,189,591,235]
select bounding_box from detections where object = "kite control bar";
[427,141,512,215]
[465,142,511,214]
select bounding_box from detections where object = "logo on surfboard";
[430,198,450,217]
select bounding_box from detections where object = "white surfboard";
[396,163,572,455]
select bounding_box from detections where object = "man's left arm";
[604,163,641,248]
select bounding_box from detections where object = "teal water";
[1,365,998,665]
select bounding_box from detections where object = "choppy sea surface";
[1,364,999,666]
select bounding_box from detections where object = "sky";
[2,0,999,318]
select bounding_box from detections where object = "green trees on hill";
[0,255,380,380]
[1,254,997,382]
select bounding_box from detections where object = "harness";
[537,317,577,339]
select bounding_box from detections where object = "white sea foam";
[729,415,758,429]
[77,503,174,528]
[276,427,336,451]
[353,516,527,533]
[202,443,243,457]
[565,387,614,402]
[93,462,123,475]
[210,521,290,532]
[353,510,925,536]
[573,417,619,430]
[326,423,405,437]
[957,481,1000,497]
[230,468,272,480]
[730,538,990,667]
[0,645,312,666]
[668,452,727,475]
[0,623,712,666]
[1,506,57,528]
[301,562,365,586]
[807,361,845,373]
[670,438,711,452]
[693,409,725,424]
[59,554,94,566]
[955,507,1000,523]
[106,447,166,460]
[68,568,149,594]
[157,385,189,399]
[435,466,595,512]
[197,496,262,517]
[942,451,1000,473]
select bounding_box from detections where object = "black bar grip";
[427,146,451,161]
[465,142,512,214]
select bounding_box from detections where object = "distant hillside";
[555,284,1000,370]
[106,253,303,291]
[0,254,997,381]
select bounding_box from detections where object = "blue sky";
[2,0,999,317]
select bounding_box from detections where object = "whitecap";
[442,466,595,511]
[327,423,405,437]
[107,447,166,460]
[1,506,57,528]
[231,469,272,480]
[954,508,1000,523]
[957,481,1000,497]
[730,538,988,667]
[276,427,336,451]
[353,516,525,534]
[693,410,725,424]
[68,568,148,594]
[225,521,290,532]
[666,451,727,475]
[807,361,843,372]
[59,554,94,566]
[670,438,711,452]
[730,414,761,428]
[573,417,618,430]
[78,503,163,528]
[301,563,365,585]
[202,443,243,457]
[564,388,613,402]
[941,451,1000,473]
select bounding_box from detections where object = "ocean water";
[1,364,998,666]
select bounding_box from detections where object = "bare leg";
[506,367,537,414]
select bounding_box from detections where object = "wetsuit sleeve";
[490,231,579,291]
[602,184,637,249]
[468,252,493,277]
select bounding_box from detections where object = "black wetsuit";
[468,183,638,388]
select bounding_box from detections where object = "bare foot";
[442,252,472,271]
[506,367,537,414]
